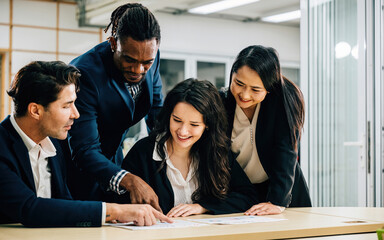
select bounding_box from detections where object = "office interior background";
[0,0,382,208]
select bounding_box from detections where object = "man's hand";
[106,203,173,226]
[244,202,285,216]
[166,204,207,217]
[120,173,162,212]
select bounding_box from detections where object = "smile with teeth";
[177,134,191,140]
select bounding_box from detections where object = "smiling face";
[230,65,268,112]
[169,102,206,152]
[38,84,79,140]
[111,36,159,83]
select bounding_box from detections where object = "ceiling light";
[188,0,260,15]
[261,10,301,23]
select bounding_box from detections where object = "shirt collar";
[10,114,56,157]
[235,102,261,125]
[153,140,167,161]
[152,139,197,179]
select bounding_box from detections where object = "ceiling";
[77,0,301,28]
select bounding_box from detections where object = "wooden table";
[1,208,383,240]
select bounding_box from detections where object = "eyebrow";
[172,114,202,124]
[235,79,264,90]
[122,54,155,63]
[63,97,76,104]
[63,100,74,105]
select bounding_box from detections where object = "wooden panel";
[58,30,99,54]
[11,51,56,74]
[0,26,9,49]
[0,0,10,24]
[13,27,56,52]
[13,0,56,27]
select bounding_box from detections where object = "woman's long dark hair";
[229,45,305,150]
[152,78,230,201]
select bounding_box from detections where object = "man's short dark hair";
[7,61,80,117]
[104,3,161,43]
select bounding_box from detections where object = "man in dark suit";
[67,3,163,209]
[0,61,171,227]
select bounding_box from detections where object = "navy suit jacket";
[0,116,102,227]
[120,137,257,214]
[220,88,311,208]
[67,41,163,201]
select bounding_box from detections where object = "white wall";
[155,12,300,63]
[0,0,101,119]
[1,0,300,118]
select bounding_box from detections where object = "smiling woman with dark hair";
[220,45,311,216]
[121,78,256,217]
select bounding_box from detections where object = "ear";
[28,102,44,121]
[109,36,117,53]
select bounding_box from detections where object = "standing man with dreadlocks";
[66,3,163,211]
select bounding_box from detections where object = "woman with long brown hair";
[122,78,256,217]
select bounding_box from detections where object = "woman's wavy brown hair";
[151,78,231,201]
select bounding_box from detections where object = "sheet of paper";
[191,215,287,225]
[106,215,287,230]
[106,219,207,230]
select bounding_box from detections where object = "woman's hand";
[166,204,208,217]
[245,202,285,216]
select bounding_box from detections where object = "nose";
[178,124,189,136]
[130,63,145,74]
[241,87,251,99]
[70,104,80,119]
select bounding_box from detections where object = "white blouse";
[153,142,198,206]
[231,103,268,184]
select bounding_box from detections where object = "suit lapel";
[48,155,62,198]
[143,74,152,106]
[111,79,135,120]
[2,117,36,192]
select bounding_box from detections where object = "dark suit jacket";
[120,137,257,214]
[0,116,102,227]
[66,41,163,201]
[220,88,311,207]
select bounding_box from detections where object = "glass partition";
[197,61,225,89]
[160,59,185,94]
[282,67,300,87]
[305,0,365,206]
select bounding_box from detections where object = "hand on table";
[120,173,162,212]
[106,203,173,226]
[245,202,285,216]
[166,204,207,217]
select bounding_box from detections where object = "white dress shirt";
[231,103,269,184]
[10,115,106,224]
[153,141,198,206]
[10,115,55,198]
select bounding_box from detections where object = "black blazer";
[0,116,102,227]
[220,88,311,207]
[120,137,257,214]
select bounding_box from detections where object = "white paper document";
[107,215,286,230]
[191,215,287,225]
[106,219,206,230]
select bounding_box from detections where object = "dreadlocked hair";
[104,3,160,43]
